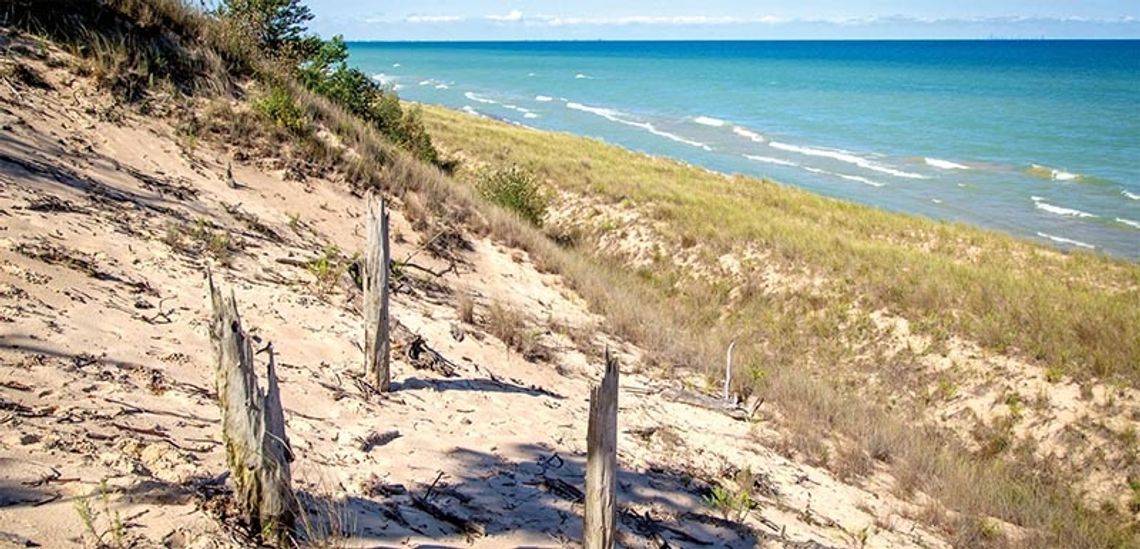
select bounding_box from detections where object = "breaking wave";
[1037,232,1095,249]
[769,141,928,179]
[565,102,712,151]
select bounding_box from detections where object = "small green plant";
[1005,392,1025,420]
[1045,366,1065,383]
[74,480,127,548]
[287,211,305,233]
[255,86,307,135]
[162,219,236,264]
[476,165,548,226]
[306,245,354,296]
[937,377,958,399]
[703,483,753,522]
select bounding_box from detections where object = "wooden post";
[207,272,294,544]
[724,339,738,402]
[364,192,391,392]
[584,349,619,549]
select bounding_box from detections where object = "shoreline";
[419,100,1137,264]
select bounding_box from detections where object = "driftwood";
[364,192,392,392]
[207,272,293,544]
[404,334,459,377]
[662,387,757,422]
[584,350,620,549]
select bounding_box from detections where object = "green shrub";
[477,165,548,226]
[255,86,307,134]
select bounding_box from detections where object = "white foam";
[528,72,537,77]
[925,157,970,170]
[1037,232,1095,249]
[1123,190,1140,200]
[800,166,885,187]
[435,84,449,89]
[743,154,798,167]
[575,73,594,79]
[565,102,712,151]
[1031,197,1098,218]
[464,92,497,105]
[535,95,554,102]
[769,141,928,180]
[931,198,943,204]
[524,113,539,119]
[693,116,727,128]
[392,63,401,68]
[461,106,481,117]
[393,84,404,91]
[1116,218,1140,229]
[371,73,396,85]
[418,80,432,86]
[1031,164,1082,181]
[732,126,765,143]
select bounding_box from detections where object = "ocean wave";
[392,63,401,68]
[1028,164,1082,181]
[1030,196,1098,218]
[575,73,594,79]
[931,198,944,204]
[1123,190,1140,200]
[524,113,539,119]
[565,102,712,151]
[535,95,554,102]
[769,141,928,180]
[1116,218,1140,229]
[743,154,798,167]
[924,157,970,170]
[461,106,482,117]
[464,92,497,105]
[693,116,727,127]
[802,166,885,187]
[435,84,449,89]
[418,80,432,86]
[732,126,765,143]
[1037,232,1095,249]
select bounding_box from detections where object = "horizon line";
[343,37,1140,43]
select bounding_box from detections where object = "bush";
[255,85,307,134]
[477,165,548,226]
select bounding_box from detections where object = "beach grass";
[418,104,1140,387]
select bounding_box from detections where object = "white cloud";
[537,15,788,26]
[486,9,524,22]
[405,14,463,23]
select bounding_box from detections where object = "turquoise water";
[347,41,1140,258]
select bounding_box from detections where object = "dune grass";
[418,105,1140,387]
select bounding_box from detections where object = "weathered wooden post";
[207,272,293,544]
[724,339,738,402]
[584,349,619,549]
[364,192,392,392]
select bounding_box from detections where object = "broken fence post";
[207,272,294,544]
[584,349,619,549]
[364,192,392,392]
[724,338,738,402]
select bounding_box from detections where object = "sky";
[302,0,1140,40]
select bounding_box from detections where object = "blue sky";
[303,1,1140,40]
